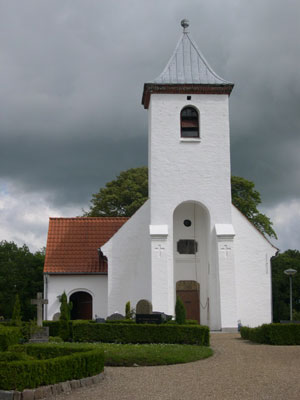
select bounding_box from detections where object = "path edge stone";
[0,372,104,400]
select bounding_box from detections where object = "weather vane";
[181,19,189,33]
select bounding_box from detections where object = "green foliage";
[240,323,300,345]
[72,321,209,346]
[84,167,276,240]
[231,176,277,239]
[0,343,104,390]
[59,292,72,341]
[271,250,300,322]
[84,166,148,217]
[125,301,131,319]
[0,326,22,351]
[11,294,22,326]
[0,241,44,320]
[49,336,64,343]
[100,342,212,366]
[175,297,186,325]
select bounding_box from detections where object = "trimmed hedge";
[240,323,300,345]
[0,326,22,350]
[72,321,209,346]
[0,343,104,391]
[43,320,73,339]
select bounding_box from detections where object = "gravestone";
[136,299,152,315]
[31,292,48,327]
[95,317,106,323]
[106,312,125,321]
[30,292,49,342]
[52,312,61,321]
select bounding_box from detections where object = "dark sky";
[0,0,299,251]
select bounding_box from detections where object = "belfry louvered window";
[180,107,199,138]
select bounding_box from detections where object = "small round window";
[183,219,192,227]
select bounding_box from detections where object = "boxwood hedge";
[240,323,300,345]
[0,326,22,351]
[0,343,104,391]
[72,321,210,346]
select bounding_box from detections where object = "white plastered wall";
[44,274,107,320]
[232,206,277,327]
[148,93,234,321]
[102,201,151,315]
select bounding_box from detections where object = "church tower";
[142,20,237,329]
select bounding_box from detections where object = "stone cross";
[31,292,48,327]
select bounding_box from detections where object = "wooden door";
[176,281,200,323]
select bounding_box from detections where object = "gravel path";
[56,333,300,400]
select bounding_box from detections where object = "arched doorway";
[173,201,210,325]
[176,281,200,323]
[70,291,92,320]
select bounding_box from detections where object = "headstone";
[29,327,49,343]
[95,317,106,323]
[31,292,48,327]
[136,313,162,324]
[52,312,61,321]
[106,313,125,321]
[136,299,152,315]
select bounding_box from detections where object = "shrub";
[11,294,22,326]
[59,292,72,341]
[175,297,186,324]
[240,323,300,345]
[0,326,22,351]
[0,343,104,391]
[72,321,209,346]
[49,336,63,343]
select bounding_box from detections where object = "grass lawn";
[97,343,213,366]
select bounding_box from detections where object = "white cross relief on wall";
[220,244,231,258]
[155,244,165,258]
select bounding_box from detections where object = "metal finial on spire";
[181,19,189,33]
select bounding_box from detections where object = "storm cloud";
[0,0,299,251]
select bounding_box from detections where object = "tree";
[0,241,44,320]
[58,292,72,341]
[175,296,186,324]
[231,176,277,239]
[11,294,22,326]
[85,167,276,239]
[271,250,300,322]
[84,167,148,217]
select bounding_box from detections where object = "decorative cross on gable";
[31,292,48,327]
[155,244,165,258]
[220,244,231,258]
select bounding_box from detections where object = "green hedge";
[43,321,73,339]
[0,326,22,351]
[72,321,209,346]
[240,323,300,345]
[0,343,104,391]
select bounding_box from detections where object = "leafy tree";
[175,296,186,324]
[272,250,300,322]
[0,241,44,320]
[11,294,22,326]
[84,167,148,217]
[231,176,277,239]
[85,167,276,239]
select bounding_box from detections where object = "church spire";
[142,20,234,109]
[153,19,231,85]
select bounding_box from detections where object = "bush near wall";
[0,326,22,350]
[0,343,104,391]
[43,321,73,339]
[240,323,300,345]
[72,321,210,346]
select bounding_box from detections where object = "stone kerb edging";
[0,372,104,400]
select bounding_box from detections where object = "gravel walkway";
[56,333,300,400]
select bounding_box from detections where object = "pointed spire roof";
[153,20,231,85]
[142,20,234,109]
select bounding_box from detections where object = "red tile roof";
[44,217,128,274]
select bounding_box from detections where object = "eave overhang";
[142,83,234,109]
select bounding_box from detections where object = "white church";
[44,20,277,330]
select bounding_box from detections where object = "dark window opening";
[187,96,191,100]
[184,219,192,227]
[181,107,199,138]
[177,239,198,254]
